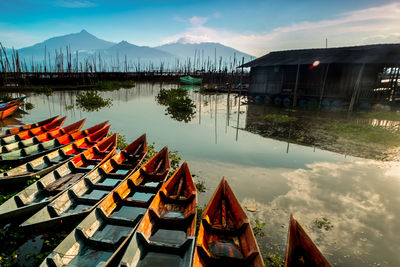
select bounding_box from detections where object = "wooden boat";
[193,177,264,267]
[0,116,67,145]
[0,118,86,154]
[0,115,59,138]
[0,95,26,105]
[39,146,170,267]
[285,214,331,267]
[0,102,22,120]
[180,75,203,85]
[119,161,197,267]
[21,134,148,231]
[0,132,117,224]
[0,125,110,188]
[0,120,110,166]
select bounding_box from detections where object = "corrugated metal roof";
[243,43,400,67]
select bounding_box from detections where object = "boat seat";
[96,207,138,227]
[45,253,64,267]
[76,226,128,250]
[87,178,116,191]
[202,217,249,236]
[14,195,26,207]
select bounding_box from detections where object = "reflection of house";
[243,44,400,109]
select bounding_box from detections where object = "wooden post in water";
[293,62,300,108]
[348,64,365,112]
[235,57,244,141]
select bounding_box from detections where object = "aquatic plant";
[252,219,266,237]
[263,253,284,267]
[33,86,53,96]
[360,111,400,121]
[24,102,34,110]
[94,80,135,91]
[65,104,74,110]
[194,179,206,193]
[0,95,12,102]
[76,90,112,112]
[107,131,128,151]
[264,114,297,123]
[156,88,196,122]
[314,217,334,231]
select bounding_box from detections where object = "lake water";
[6,83,400,266]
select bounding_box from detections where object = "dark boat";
[0,132,117,223]
[285,214,331,267]
[0,115,59,138]
[0,125,110,188]
[119,161,197,267]
[39,146,170,267]
[21,134,149,231]
[0,116,67,145]
[193,177,264,267]
[0,118,86,153]
[0,120,110,166]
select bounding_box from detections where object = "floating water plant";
[33,86,53,96]
[24,102,34,110]
[156,88,196,122]
[76,90,112,112]
[94,80,135,90]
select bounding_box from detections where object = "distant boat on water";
[180,75,202,85]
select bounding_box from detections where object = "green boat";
[180,75,202,85]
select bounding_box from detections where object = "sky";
[0,0,399,56]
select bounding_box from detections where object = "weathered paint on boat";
[0,115,59,138]
[21,134,149,232]
[0,125,110,188]
[39,146,170,267]
[0,130,116,224]
[0,116,67,145]
[285,214,331,267]
[119,161,196,267]
[0,118,86,154]
[193,177,264,267]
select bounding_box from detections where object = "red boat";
[285,214,331,267]
[193,177,264,267]
[0,115,59,138]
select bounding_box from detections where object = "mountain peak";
[80,29,89,34]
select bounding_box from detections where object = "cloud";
[57,0,95,8]
[163,3,400,57]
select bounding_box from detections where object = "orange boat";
[0,102,22,120]
[285,214,331,267]
[0,131,117,224]
[119,161,197,266]
[193,177,264,267]
[0,125,111,188]
[0,118,87,153]
[38,146,170,267]
[0,116,67,145]
[0,115,59,138]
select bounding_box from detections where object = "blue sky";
[1,0,399,56]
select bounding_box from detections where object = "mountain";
[104,41,173,59]
[18,30,115,57]
[155,42,254,62]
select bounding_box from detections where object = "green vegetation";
[94,80,135,91]
[33,86,53,96]
[0,95,12,102]
[196,205,206,232]
[360,111,400,121]
[264,114,297,123]
[194,180,206,193]
[264,253,284,267]
[252,219,266,237]
[107,132,128,150]
[315,217,334,231]
[328,123,400,145]
[156,88,196,122]
[65,104,74,110]
[24,102,34,110]
[76,90,112,112]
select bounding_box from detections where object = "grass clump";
[94,80,135,91]
[328,123,400,145]
[361,111,400,121]
[76,90,112,112]
[33,86,53,96]
[264,253,284,267]
[264,114,297,123]
[156,88,196,123]
[315,217,334,231]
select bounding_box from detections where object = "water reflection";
[2,83,399,266]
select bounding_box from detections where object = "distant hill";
[0,30,255,70]
[155,42,254,62]
[18,30,115,58]
[104,41,173,59]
